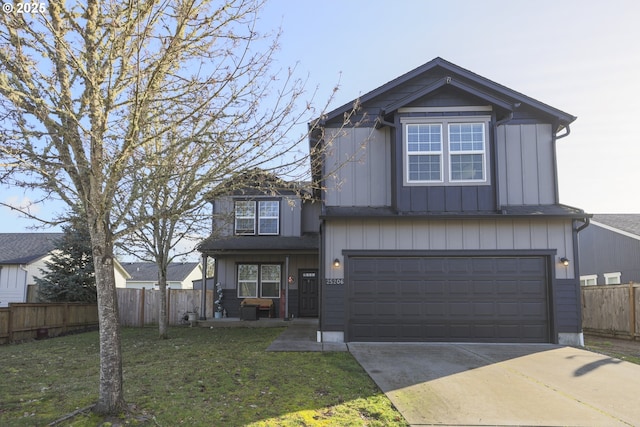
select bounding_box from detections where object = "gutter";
[556,124,571,140]
[576,216,590,233]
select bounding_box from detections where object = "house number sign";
[325,278,344,285]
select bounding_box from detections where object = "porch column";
[200,254,207,320]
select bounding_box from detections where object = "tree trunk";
[90,223,127,415]
[158,272,168,339]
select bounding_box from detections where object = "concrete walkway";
[349,342,640,426]
[265,318,347,352]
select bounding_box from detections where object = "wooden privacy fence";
[117,288,214,327]
[581,283,639,340]
[0,303,98,344]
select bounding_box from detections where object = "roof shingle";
[0,233,63,264]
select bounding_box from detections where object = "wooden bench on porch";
[240,298,275,319]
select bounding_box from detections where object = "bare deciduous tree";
[0,0,368,417]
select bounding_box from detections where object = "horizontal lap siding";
[326,218,574,280]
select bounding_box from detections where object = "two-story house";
[199,58,590,346]
[313,57,590,346]
[198,171,321,318]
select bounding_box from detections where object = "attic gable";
[321,57,576,132]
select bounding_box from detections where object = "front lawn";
[0,326,407,426]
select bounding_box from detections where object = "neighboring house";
[0,233,63,307]
[200,58,590,345]
[120,262,202,289]
[198,171,320,318]
[578,214,640,286]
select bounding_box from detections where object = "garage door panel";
[348,255,550,343]
[449,280,471,294]
[400,302,423,316]
[400,280,422,295]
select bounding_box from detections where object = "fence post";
[138,287,145,327]
[7,304,13,343]
[630,282,637,339]
[63,302,68,335]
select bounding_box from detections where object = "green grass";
[0,327,408,426]
[584,338,640,365]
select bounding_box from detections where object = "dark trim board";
[340,250,556,343]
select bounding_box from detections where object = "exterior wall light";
[333,258,341,268]
[560,257,570,266]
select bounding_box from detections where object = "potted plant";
[214,282,224,319]
[187,309,198,322]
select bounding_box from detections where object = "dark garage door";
[347,255,550,343]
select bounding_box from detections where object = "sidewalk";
[265,318,347,352]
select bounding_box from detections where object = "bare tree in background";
[0,0,366,416]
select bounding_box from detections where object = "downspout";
[572,215,590,346]
[200,254,207,320]
[376,110,396,129]
[556,124,571,140]
[318,217,325,343]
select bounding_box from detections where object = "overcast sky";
[2,0,639,234]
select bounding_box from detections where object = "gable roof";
[206,168,312,200]
[121,262,201,283]
[590,214,640,239]
[0,233,63,265]
[321,57,576,130]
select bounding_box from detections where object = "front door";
[298,269,319,317]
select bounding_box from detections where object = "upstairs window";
[235,201,256,235]
[234,200,280,235]
[604,272,621,285]
[258,201,280,235]
[449,123,485,181]
[404,117,490,186]
[407,124,442,182]
[580,275,598,286]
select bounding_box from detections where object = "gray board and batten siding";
[212,195,306,238]
[322,119,560,213]
[579,221,640,285]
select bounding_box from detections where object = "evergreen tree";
[36,218,96,303]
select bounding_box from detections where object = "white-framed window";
[407,124,442,182]
[260,264,281,297]
[237,264,281,298]
[235,201,256,235]
[403,117,489,185]
[258,201,280,235]
[448,123,486,181]
[604,272,621,285]
[580,275,598,286]
[234,199,280,235]
[237,264,259,297]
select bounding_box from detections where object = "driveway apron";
[348,343,640,426]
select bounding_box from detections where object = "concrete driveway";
[349,343,640,426]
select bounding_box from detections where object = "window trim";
[236,263,281,298]
[234,199,280,236]
[447,122,487,183]
[604,272,621,285]
[580,274,598,286]
[234,200,256,235]
[258,200,280,235]
[402,115,491,187]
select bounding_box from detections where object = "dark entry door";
[298,270,319,317]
